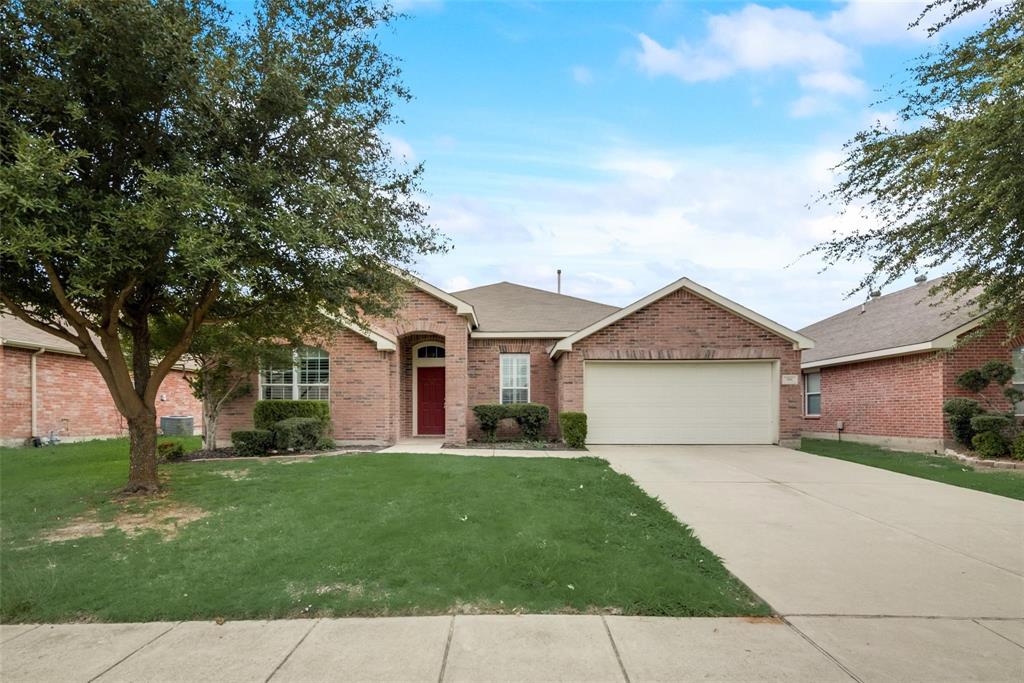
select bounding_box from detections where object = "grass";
[801,438,1024,501]
[0,438,768,623]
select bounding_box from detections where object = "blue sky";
[239,1,989,328]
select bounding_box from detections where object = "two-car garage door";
[584,361,777,444]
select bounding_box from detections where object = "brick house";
[799,278,1024,452]
[217,274,814,447]
[0,315,202,447]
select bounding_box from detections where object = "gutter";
[30,347,45,438]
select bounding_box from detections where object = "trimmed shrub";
[980,360,1015,386]
[232,429,274,456]
[272,417,323,451]
[955,368,988,394]
[471,403,550,441]
[942,398,983,447]
[559,412,587,449]
[472,404,506,441]
[969,413,1012,436]
[253,400,329,430]
[511,403,549,440]
[316,435,336,451]
[1012,433,1024,461]
[157,441,185,462]
[972,430,1010,459]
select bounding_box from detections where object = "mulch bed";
[169,445,382,463]
[463,440,586,452]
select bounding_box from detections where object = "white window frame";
[1013,346,1024,417]
[499,353,531,404]
[804,371,821,417]
[259,348,330,401]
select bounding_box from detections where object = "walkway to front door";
[416,366,445,435]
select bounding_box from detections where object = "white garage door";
[584,361,777,444]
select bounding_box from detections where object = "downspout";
[31,347,45,439]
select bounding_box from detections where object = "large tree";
[0,0,443,491]
[812,0,1022,334]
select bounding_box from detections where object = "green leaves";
[0,0,442,373]
[813,1,1023,338]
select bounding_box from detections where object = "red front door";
[417,366,445,435]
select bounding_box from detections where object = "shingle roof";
[800,278,984,364]
[1,314,82,354]
[452,282,619,334]
[0,313,199,369]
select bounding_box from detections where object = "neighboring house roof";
[800,278,985,369]
[452,282,619,336]
[550,277,815,358]
[1,314,84,355]
[0,313,202,370]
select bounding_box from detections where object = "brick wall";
[217,286,472,446]
[557,287,803,443]
[466,338,558,440]
[941,324,1023,438]
[803,352,945,440]
[380,288,470,445]
[216,328,398,445]
[1,345,202,444]
[801,324,1023,447]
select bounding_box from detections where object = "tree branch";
[102,276,139,335]
[0,292,85,349]
[145,280,221,404]
[40,259,94,330]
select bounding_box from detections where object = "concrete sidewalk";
[7,613,1021,682]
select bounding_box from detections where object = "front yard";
[800,438,1024,501]
[0,439,767,623]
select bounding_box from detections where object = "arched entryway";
[412,341,446,436]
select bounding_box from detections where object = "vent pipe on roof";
[557,269,562,294]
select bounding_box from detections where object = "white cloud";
[705,5,853,72]
[635,33,732,82]
[790,94,840,118]
[414,141,883,328]
[827,0,930,44]
[444,275,472,292]
[381,133,416,163]
[636,5,855,83]
[798,70,866,96]
[570,65,595,85]
[632,2,931,118]
[596,154,677,181]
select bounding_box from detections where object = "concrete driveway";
[593,444,1024,679]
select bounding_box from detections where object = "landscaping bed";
[0,438,768,623]
[462,439,586,451]
[174,445,382,462]
[801,438,1024,501]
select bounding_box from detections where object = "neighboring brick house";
[0,315,202,447]
[799,279,1024,452]
[217,274,814,447]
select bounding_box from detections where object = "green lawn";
[0,439,768,623]
[801,438,1024,501]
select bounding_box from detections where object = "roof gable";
[395,269,478,328]
[550,277,814,357]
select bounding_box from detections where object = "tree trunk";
[125,410,160,493]
[203,397,218,451]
